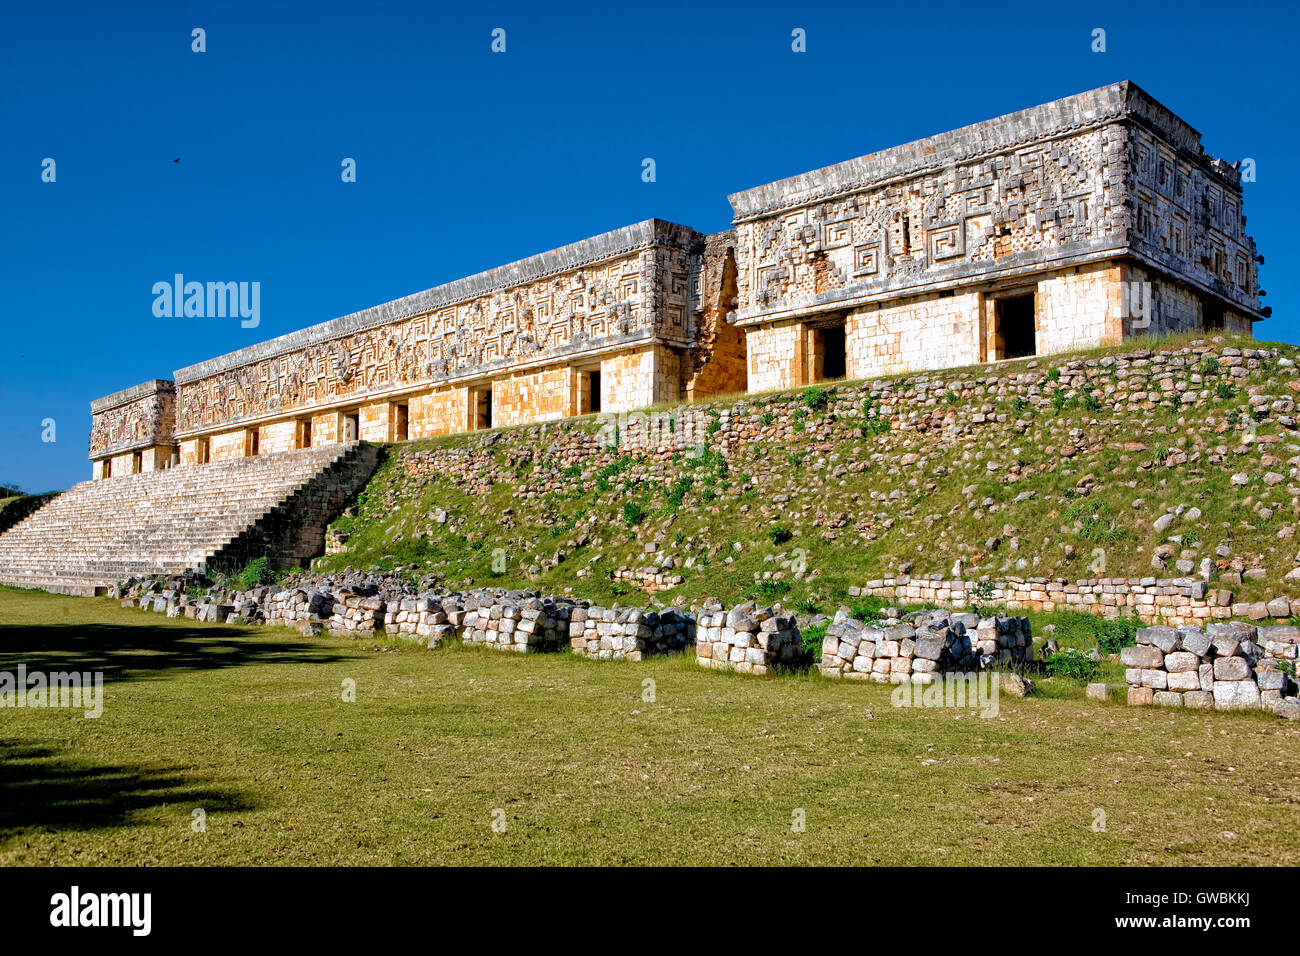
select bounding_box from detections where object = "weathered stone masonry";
[731,82,1260,392]
[86,81,1262,479]
[113,576,1300,718]
[89,380,177,479]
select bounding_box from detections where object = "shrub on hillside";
[767,525,793,546]
[234,556,275,590]
[1044,648,1100,682]
[801,386,830,411]
[756,579,791,602]
[621,501,647,527]
[799,620,829,657]
[1047,610,1138,655]
[847,596,890,624]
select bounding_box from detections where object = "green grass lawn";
[1,586,1297,866]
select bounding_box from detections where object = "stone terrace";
[0,443,377,595]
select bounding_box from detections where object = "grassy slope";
[1,586,1297,866]
[320,333,1300,615]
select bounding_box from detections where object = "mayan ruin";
[82,82,1261,482]
[3,8,1297,886]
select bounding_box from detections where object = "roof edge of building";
[726,81,1217,222]
[90,379,176,415]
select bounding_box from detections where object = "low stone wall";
[820,609,1032,682]
[851,576,1297,628]
[694,601,801,675]
[1122,622,1299,716]
[569,606,693,660]
[612,566,685,593]
[112,575,1300,719]
[456,594,569,653]
[383,596,454,644]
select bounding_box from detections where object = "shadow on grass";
[0,622,360,685]
[0,739,253,835]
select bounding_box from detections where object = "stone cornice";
[726,81,1235,223]
[90,379,175,415]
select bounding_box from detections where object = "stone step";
[0,443,379,595]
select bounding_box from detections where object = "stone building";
[88,81,1262,478]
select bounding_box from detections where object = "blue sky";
[1,0,1294,492]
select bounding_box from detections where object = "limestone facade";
[729,81,1260,391]
[89,81,1261,476]
[88,380,177,479]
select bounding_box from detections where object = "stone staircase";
[0,443,380,596]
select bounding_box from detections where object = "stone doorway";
[579,369,602,415]
[1203,297,1225,330]
[472,387,493,430]
[994,293,1037,359]
[808,317,848,382]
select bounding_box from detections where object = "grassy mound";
[320,333,1300,615]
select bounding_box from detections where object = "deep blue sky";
[1,0,1295,492]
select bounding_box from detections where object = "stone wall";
[694,601,801,674]
[494,366,576,428]
[850,576,1300,629]
[93,83,1263,471]
[170,220,704,443]
[1121,622,1299,715]
[569,605,693,660]
[386,339,1297,609]
[819,609,1032,681]
[845,290,983,381]
[683,234,748,400]
[1034,264,1121,356]
[729,82,1260,394]
[114,575,1300,719]
[728,82,1257,331]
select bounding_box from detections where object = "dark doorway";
[395,404,409,441]
[810,321,847,382]
[995,294,1036,359]
[473,388,493,430]
[820,325,846,380]
[300,419,313,448]
[1204,299,1225,330]
[585,370,602,414]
